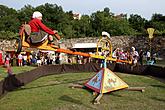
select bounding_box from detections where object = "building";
[73,13,81,20]
[72,43,101,52]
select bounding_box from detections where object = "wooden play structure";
[16,25,132,64]
[16,25,144,104]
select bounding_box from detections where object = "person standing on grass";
[4,55,14,76]
[6,66,14,76]
[23,54,27,66]
[146,51,151,61]
[138,49,144,65]
[130,47,139,70]
[4,55,10,67]
[37,55,41,66]
[18,53,23,66]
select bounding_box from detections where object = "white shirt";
[146,51,151,57]
[18,54,23,60]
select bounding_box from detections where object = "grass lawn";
[0,70,165,110]
[0,66,36,81]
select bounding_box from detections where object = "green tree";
[91,8,134,36]
[0,5,20,33]
[128,14,147,34]
[17,5,34,24]
[151,13,165,22]
[150,13,165,35]
[35,3,65,30]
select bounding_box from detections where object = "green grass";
[0,66,36,80]
[0,71,165,110]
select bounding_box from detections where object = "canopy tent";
[72,43,101,49]
[72,43,101,53]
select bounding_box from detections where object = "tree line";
[0,3,165,39]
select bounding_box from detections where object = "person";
[112,48,120,59]
[138,49,144,65]
[28,11,62,44]
[100,51,106,68]
[146,51,151,61]
[36,55,41,66]
[130,47,139,70]
[23,54,27,66]
[4,55,10,67]
[18,53,23,66]
[152,53,157,64]
[6,65,14,76]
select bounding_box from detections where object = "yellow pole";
[147,28,155,60]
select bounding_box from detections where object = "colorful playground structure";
[17,24,132,65]
[16,24,146,104]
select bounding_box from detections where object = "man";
[138,49,144,65]
[28,11,62,44]
[146,51,151,61]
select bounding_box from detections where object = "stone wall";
[63,36,165,58]
[0,39,17,51]
[0,36,164,58]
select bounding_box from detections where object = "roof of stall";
[72,43,101,49]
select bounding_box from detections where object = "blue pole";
[104,59,107,68]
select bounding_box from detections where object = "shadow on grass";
[59,95,82,104]
[151,97,165,102]
[15,78,90,91]
[150,84,165,89]
[59,95,95,109]
[149,76,165,83]
[109,92,123,97]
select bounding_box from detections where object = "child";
[6,66,14,76]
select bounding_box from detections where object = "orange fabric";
[18,59,22,63]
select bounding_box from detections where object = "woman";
[28,11,62,44]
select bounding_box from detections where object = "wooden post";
[93,93,103,105]
[125,87,145,92]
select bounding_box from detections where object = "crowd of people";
[2,46,158,68]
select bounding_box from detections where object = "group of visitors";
[112,46,157,66]
[1,42,158,68]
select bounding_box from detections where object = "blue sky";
[0,0,164,20]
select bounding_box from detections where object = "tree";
[0,5,20,33]
[150,13,165,35]
[35,3,65,30]
[0,5,17,18]
[17,5,34,23]
[128,14,147,34]
[91,8,134,36]
[0,3,165,39]
[151,13,165,22]
[74,15,92,37]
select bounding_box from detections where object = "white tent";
[72,43,101,49]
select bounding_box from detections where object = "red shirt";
[29,18,55,35]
